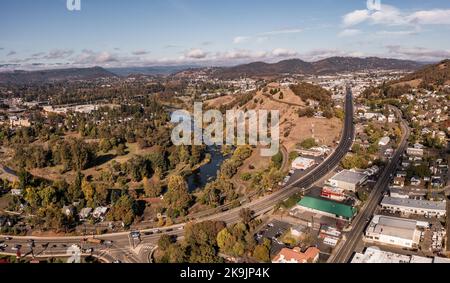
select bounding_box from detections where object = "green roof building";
[298,196,357,220]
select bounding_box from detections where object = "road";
[329,105,411,263]
[1,89,355,263]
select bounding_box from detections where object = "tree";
[107,194,136,227]
[239,208,254,225]
[164,175,192,215]
[217,228,234,254]
[300,138,318,149]
[143,176,163,198]
[253,244,270,262]
[81,179,95,208]
[158,234,173,251]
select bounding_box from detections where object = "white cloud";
[407,9,450,25]
[132,50,150,56]
[184,48,208,59]
[44,49,74,60]
[233,28,302,44]
[343,4,450,27]
[271,48,298,57]
[386,45,450,61]
[233,36,250,44]
[300,49,365,61]
[219,49,268,60]
[260,28,303,36]
[74,50,119,65]
[338,29,362,37]
[343,10,370,27]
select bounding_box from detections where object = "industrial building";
[365,215,426,248]
[297,196,357,221]
[328,170,368,192]
[381,196,447,217]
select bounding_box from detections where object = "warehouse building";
[365,215,424,248]
[381,196,447,217]
[328,170,368,192]
[297,196,357,221]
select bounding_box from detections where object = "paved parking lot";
[256,220,291,255]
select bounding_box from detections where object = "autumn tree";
[164,174,192,216]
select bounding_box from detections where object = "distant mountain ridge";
[107,65,200,76]
[206,57,425,79]
[0,67,117,84]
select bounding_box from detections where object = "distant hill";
[393,59,450,88]
[205,57,425,79]
[0,67,117,84]
[107,65,199,76]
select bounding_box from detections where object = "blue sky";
[1,0,450,70]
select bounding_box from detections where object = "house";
[62,205,75,217]
[10,189,23,196]
[393,177,405,188]
[410,177,421,186]
[79,207,93,220]
[272,247,320,263]
[93,207,109,220]
[388,114,396,123]
[290,225,305,238]
[328,170,368,192]
[378,137,390,146]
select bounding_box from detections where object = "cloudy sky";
[1,0,450,70]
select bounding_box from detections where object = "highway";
[1,89,355,263]
[329,105,411,263]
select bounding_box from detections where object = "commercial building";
[291,157,316,171]
[351,247,411,263]
[407,147,424,157]
[320,186,346,201]
[297,196,357,221]
[365,215,424,248]
[272,247,320,263]
[352,247,446,263]
[381,196,446,217]
[328,170,368,192]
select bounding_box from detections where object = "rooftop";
[351,247,411,263]
[298,196,357,219]
[330,170,367,185]
[272,247,320,263]
[367,215,419,241]
[381,196,446,211]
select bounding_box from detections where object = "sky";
[1,0,450,70]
